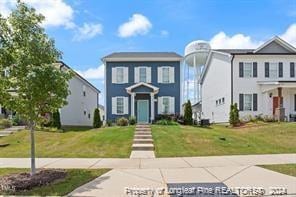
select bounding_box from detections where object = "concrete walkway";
[0,126,25,137]
[0,154,295,196]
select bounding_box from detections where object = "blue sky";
[1,0,296,104]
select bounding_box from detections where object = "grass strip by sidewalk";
[0,168,110,196]
[259,164,296,177]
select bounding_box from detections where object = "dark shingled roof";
[102,52,183,59]
[215,49,255,54]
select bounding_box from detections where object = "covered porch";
[259,81,296,121]
[126,82,159,123]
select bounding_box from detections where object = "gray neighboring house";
[102,52,183,123]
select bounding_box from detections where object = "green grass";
[152,122,296,157]
[259,164,296,177]
[0,168,110,196]
[0,126,134,158]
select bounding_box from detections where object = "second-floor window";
[269,63,278,78]
[243,63,252,78]
[239,62,257,78]
[112,67,128,84]
[291,62,295,78]
[116,67,124,82]
[265,62,283,78]
[162,67,170,83]
[158,66,175,83]
[139,67,147,82]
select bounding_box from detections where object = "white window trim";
[243,62,253,78]
[139,67,147,83]
[116,67,124,84]
[162,96,170,114]
[269,62,279,79]
[161,66,170,83]
[116,96,125,115]
[243,94,253,111]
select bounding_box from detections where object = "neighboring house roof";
[58,61,101,93]
[102,52,183,62]
[215,49,255,54]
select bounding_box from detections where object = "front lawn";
[152,123,296,157]
[0,168,110,195]
[259,164,296,177]
[0,126,134,158]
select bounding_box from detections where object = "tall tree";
[0,1,72,175]
[184,100,193,125]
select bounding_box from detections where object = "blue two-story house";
[102,52,183,123]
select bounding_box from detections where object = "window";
[269,63,278,78]
[139,67,147,82]
[116,97,124,114]
[244,94,252,111]
[162,67,170,83]
[84,110,86,115]
[83,85,86,97]
[88,113,91,119]
[116,67,124,83]
[162,97,170,114]
[222,97,225,103]
[243,62,252,78]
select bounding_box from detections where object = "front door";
[137,100,149,123]
[273,97,283,114]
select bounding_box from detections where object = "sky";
[1,0,296,104]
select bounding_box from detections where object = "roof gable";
[254,36,296,54]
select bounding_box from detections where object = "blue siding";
[106,61,181,122]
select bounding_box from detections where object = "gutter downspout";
[231,54,235,104]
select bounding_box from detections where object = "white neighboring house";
[58,62,100,126]
[200,36,296,123]
[0,61,100,127]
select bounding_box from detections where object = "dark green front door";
[137,100,149,123]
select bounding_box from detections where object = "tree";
[229,104,235,126]
[0,1,72,175]
[184,100,193,125]
[52,110,61,129]
[93,108,102,128]
[229,103,240,126]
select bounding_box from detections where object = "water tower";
[183,40,211,105]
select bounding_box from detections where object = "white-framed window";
[243,62,252,78]
[116,67,124,83]
[82,85,86,97]
[116,97,124,114]
[269,63,278,79]
[244,94,252,111]
[162,97,170,114]
[162,67,170,83]
[139,67,147,82]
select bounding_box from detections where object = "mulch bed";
[0,169,67,193]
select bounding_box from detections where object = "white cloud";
[160,30,169,37]
[280,23,296,47]
[210,32,263,49]
[0,0,74,28]
[76,64,104,80]
[118,13,152,38]
[73,23,103,41]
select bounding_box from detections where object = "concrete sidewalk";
[0,154,295,169]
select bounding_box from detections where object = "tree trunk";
[30,121,36,175]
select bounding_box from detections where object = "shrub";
[184,100,193,125]
[129,116,136,125]
[116,117,129,126]
[155,119,178,125]
[93,108,102,128]
[52,110,61,129]
[0,119,12,129]
[263,115,276,122]
[229,103,240,126]
[12,114,25,126]
[106,120,113,127]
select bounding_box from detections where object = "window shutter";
[265,62,269,78]
[134,67,139,83]
[170,97,175,114]
[124,67,129,83]
[294,94,296,111]
[290,62,295,78]
[169,67,175,83]
[239,94,244,111]
[112,97,117,114]
[253,62,257,77]
[253,94,258,111]
[112,68,117,83]
[158,97,162,114]
[239,62,244,78]
[157,67,162,83]
[279,62,283,78]
[146,67,151,83]
[124,97,129,114]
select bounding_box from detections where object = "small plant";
[229,103,240,126]
[93,108,102,128]
[129,116,136,125]
[116,117,129,126]
[0,119,12,129]
[52,110,61,129]
[184,100,193,125]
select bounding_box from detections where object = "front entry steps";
[130,124,155,159]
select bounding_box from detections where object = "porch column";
[131,93,135,117]
[150,92,155,122]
